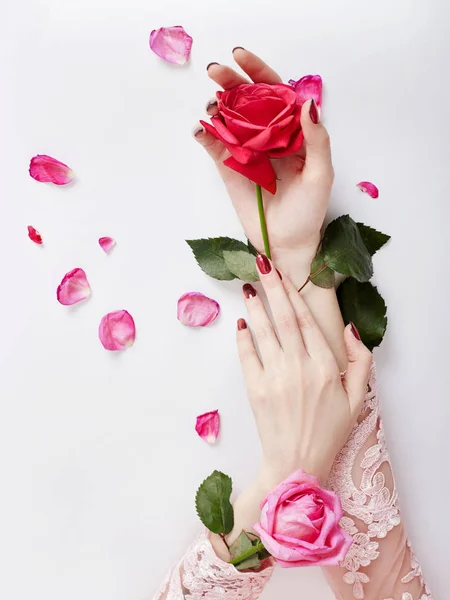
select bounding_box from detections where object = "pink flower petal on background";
[27,226,42,245]
[98,236,116,254]
[57,268,91,305]
[29,155,74,185]
[357,181,379,198]
[195,410,220,444]
[98,310,136,351]
[288,75,323,110]
[149,26,193,65]
[177,292,220,327]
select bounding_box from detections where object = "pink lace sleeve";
[152,531,274,600]
[324,363,432,600]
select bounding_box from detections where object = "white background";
[1,0,449,598]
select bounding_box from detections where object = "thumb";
[342,322,373,414]
[300,99,333,180]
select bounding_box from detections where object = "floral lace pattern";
[153,531,274,600]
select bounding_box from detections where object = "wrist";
[270,242,319,288]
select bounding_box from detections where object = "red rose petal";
[27,226,42,245]
[224,155,277,195]
[177,292,220,327]
[57,268,91,306]
[98,310,136,351]
[288,75,323,111]
[357,181,379,198]
[195,410,220,444]
[29,155,74,185]
[98,236,116,254]
[149,26,193,65]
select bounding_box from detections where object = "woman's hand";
[237,255,372,487]
[194,48,334,283]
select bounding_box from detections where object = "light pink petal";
[177,292,220,327]
[29,155,74,185]
[357,181,379,198]
[288,75,323,110]
[98,236,116,254]
[57,268,91,305]
[149,26,193,65]
[27,225,42,245]
[98,310,136,351]
[195,410,220,444]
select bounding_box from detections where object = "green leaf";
[357,223,391,256]
[319,215,373,282]
[223,250,259,282]
[337,278,388,351]
[195,471,234,535]
[247,238,259,257]
[229,531,260,571]
[186,238,249,281]
[310,252,335,288]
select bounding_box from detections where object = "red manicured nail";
[276,269,282,280]
[350,322,361,341]
[256,254,272,275]
[243,283,257,298]
[237,318,247,330]
[309,99,319,124]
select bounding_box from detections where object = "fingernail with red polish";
[243,283,257,298]
[256,254,272,275]
[309,99,319,124]
[206,62,219,70]
[350,322,361,341]
[276,269,282,280]
[237,318,247,330]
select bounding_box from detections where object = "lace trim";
[153,531,274,600]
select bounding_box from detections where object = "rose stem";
[229,540,266,566]
[256,184,271,259]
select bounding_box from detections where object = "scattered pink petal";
[29,155,74,185]
[27,226,42,245]
[57,268,91,305]
[195,410,220,444]
[288,75,323,111]
[98,236,116,254]
[177,292,220,327]
[357,181,379,198]
[149,26,193,65]
[98,310,136,351]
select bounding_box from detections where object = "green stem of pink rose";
[256,184,271,259]
[229,540,266,567]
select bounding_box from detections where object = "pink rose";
[253,470,353,567]
[200,83,303,195]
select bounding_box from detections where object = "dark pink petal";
[57,268,91,305]
[29,155,74,185]
[149,26,193,65]
[288,75,323,110]
[98,310,136,351]
[177,292,220,327]
[195,410,220,444]
[357,181,379,198]
[27,225,42,245]
[98,236,116,254]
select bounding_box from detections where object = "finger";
[207,62,249,89]
[254,255,304,354]
[193,123,226,162]
[232,48,282,84]
[282,275,334,360]
[342,323,373,414]
[205,97,219,117]
[236,318,263,381]
[300,99,334,183]
[242,283,281,365]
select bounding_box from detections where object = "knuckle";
[277,313,298,335]
[254,325,271,342]
[297,310,314,329]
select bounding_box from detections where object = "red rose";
[200,83,303,194]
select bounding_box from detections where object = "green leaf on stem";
[317,215,373,282]
[357,223,391,256]
[195,470,234,535]
[229,531,260,571]
[186,238,249,280]
[337,278,388,350]
[247,238,259,257]
[223,250,259,282]
[309,252,335,288]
